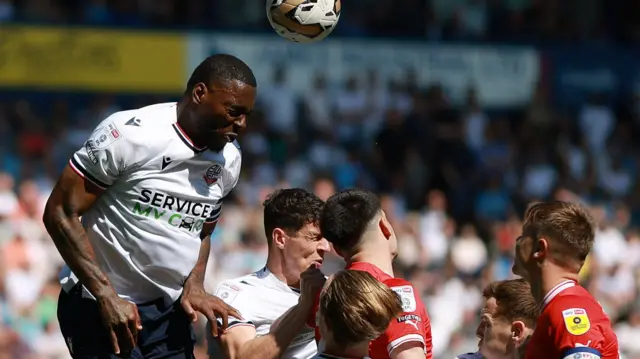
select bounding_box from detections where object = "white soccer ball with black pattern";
[267,0,341,43]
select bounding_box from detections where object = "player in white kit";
[208,188,329,359]
[43,54,256,359]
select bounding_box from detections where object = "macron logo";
[161,156,172,170]
[125,117,141,126]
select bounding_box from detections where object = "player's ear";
[192,83,208,104]
[533,237,548,261]
[272,228,287,250]
[379,211,392,240]
[510,320,527,346]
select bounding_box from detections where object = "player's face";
[477,298,517,359]
[512,234,535,282]
[192,80,256,151]
[283,223,330,283]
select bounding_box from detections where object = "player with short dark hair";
[43,54,256,358]
[512,201,619,359]
[457,278,537,359]
[309,189,433,359]
[210,188,329,359]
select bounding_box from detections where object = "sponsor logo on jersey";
[398,314,421,323]
[203,164,222,185]
[85,140,98,164]
[130,188,220,233]
[562,308,591,336]
[391,285,417,312]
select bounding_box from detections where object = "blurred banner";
[0,26,186,93]
[187,34,540,108]
[545,45,640,108]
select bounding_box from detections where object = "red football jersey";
[308,262,433,359]
[526,280,619,359]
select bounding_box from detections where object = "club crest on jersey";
[562,308,590,335]
[203,164,222,186]
[391,285,417,312]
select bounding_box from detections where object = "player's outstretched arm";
[181,228,244,336]
[43,165,142,354]
[216,266,325,359]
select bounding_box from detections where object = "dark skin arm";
[181,215,243,337]
[43,165,142,354]
[43,165,112,298]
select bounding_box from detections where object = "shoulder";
[213,273,261,306]
[546,294,606,337]
[222,141,242,175]
[384,278,423,313]
[98,104,178,156]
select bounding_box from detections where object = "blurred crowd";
[2,0,640,358]
[0,0,639,43]
[3,67,640,358]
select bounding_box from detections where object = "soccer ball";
[267,0,341,43]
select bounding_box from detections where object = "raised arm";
[213,266,325,359]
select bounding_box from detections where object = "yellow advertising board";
[0,26,186,93]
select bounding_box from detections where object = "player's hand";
[180,285,243,337]
[95,293,142,355]
[299,264,326,309]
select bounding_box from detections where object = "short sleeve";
[205,203,223,224]
[547,296,604,359]
[206,282,257,355]
[382,282,428,356]
[69,120,128,190]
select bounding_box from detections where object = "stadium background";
[1,0,640,358]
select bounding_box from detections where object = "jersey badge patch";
[215,283,241,304]
[203,164,223,186]
[391,285,417,312]
[562,308,590,336]
[91,123,122,149]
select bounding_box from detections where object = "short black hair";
[185,54,257,94]
[320,189,381,252]
[263,188,324,243]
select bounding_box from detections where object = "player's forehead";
[210,80,256,104]
[297,222,321,238]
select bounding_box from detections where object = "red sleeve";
[547,296,605,359]
[381,279,431,358]
[306,290,321,343]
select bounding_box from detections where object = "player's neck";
[349,250,394,277]
[264,255,298,288]
[176,101,207,149]
[322,341,368,359]
[539,266,579,304]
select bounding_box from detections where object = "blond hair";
[320,270,403,348]
[523,201,595,264]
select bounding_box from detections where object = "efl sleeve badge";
[562,308,591,335]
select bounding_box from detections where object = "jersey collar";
[172,122,207,154]
[258,267,300,294]
[541,279,576,310]
[346,262,392,282]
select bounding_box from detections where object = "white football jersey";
[59,102,241,304]
[207,268,317,359]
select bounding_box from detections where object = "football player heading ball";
[267,0,341,43]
